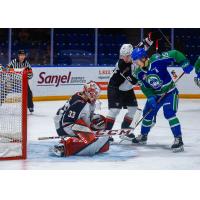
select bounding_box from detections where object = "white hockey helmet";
[83,81,101,103]
[120,44,133,57]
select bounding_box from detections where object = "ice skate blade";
[132,140,147,145]
[172,146,184,153]
[119,135,134,144]
[119,135,133,141]
[138,141,147,145]
[119,139,133,144]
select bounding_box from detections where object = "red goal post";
[0,69,27,160]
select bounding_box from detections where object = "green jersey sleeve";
[163,50,190,69]
[194,56,200,74]
[150,50,189,69]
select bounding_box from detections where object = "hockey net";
[0,70,27,160]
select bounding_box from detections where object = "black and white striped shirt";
[7,58,32,70]
[7,58,33,79]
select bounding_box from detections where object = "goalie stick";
[38,128,133,141]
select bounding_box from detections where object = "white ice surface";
[0,99,200,170]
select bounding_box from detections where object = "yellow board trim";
[33,94,200,102]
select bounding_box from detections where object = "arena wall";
[30,66,200,101]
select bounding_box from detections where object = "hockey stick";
[158,28,172,47]
[131,71,185,131]
[38,128,133,141]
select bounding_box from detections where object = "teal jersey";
[133,50,189,97]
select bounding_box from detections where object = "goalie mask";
[83,81,101,103]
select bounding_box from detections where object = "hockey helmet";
[131,48,147,61]
[120,44,133,56]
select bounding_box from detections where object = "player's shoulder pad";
[69,93,87,107]
[150,53,161,62]
[150,52,175,67]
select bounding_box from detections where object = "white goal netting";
[0,71,27,160]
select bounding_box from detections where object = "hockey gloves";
[182,64,194,74]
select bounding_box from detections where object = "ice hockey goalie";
[52,81,110,157]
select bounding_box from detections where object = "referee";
[7,50,34,113]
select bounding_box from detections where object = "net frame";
[0,70,27,160]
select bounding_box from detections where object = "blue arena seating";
[175,29,200,64]
[0,29,128,66]
[4,29,200,66]
[53,31,127,66]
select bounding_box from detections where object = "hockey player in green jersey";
[194,56,200,87]
[122,48,193,152]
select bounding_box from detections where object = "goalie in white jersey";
[52,81,110,157]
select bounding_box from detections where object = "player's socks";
[105,117,115,130]
[168,116,181,136]
[171,137,184,152]
[121,116,132,129]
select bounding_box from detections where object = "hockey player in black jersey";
[105,32,158,131]
[106,44,141,130]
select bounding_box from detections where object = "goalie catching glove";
[90,114,106,131]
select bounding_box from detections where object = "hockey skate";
[171,137,184,152]
[133,134,148,144]
[108,136,114,143]
[119,132,139,144]
[28,107,34,114]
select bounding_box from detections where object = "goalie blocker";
[52,81,110,157]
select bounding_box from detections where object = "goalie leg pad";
[63,131,96,156]
[61,119,110,156]
[63,135,110,156]
[76,136,110,156]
